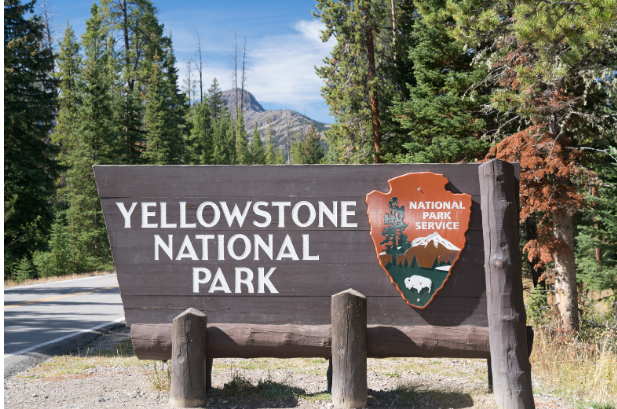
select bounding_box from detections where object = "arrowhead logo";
[366,173,472,308]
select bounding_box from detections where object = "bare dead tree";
[193,28,204,106]
[39,0,56,70]
[286,114,291,164]
[390,0,397,62]
[184,59,194,104]
[240,37,248,113]
[231,28,238,122]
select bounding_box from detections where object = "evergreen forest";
[4,0,617,333]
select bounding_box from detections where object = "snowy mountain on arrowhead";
[411,232,460,251]
[398,232,461,268]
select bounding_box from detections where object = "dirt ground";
[3,325,575,409]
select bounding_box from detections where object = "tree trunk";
[365,5,381,164]
[553,208,579,332]
[591,186,602,262]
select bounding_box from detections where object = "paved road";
[4,274,125,378]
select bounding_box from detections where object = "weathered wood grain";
[122,295,488,327]
[479,160,535,409]
[93,164,491,198]
[131,323,491,361]
[169,309,208,408]
[94,164,518,328]
[331,289,367,408]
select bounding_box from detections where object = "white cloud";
[175,20,334,121]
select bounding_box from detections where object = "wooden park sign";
[94,161,535,409]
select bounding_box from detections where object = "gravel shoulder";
[3,325,575,409]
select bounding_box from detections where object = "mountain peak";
[221,88,265,113]
[411,232,460,251]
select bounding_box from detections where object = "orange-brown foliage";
[487,125,584,267]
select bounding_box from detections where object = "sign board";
[94,164,499,328]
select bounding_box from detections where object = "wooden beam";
[131,323,491,361]
[479,160,535,409]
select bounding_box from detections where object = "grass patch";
[4,271,115,288]
[211,369,303,403]
[386,371,402,378]
[27,337,144,380]
[530,328,617,407]
[212,357,328,376]
[149,361,171,391]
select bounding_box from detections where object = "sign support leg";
[331,289,367,408]
[170,308,208,408]
[479,159,535,409]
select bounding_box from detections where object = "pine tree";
[143,62,174,164]
[207,78,225,119]
[187,97,212,164]
[53,20,82,166]
[235,110,250,164]
[390,9,494,163]
[447,0,617,331]
[65,3,116,270]
[291,125,325,164]
[211,108,235,164]
[4,0,60,277]
[264,118,286,165]
[575,152,617,292]
[314,0,417,164]
[250,122,266,164]
[100,0,165,164]
[15,257,36,282]
[161,34,188,162]
[33,218,73,277]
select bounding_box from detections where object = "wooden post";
[170,308,208,408]
[331,289,367,408]
[479,160,535,409]
[327,357,333,393]
[206,358,213,391]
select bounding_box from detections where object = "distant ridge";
[221,88,330,151]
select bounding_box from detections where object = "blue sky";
[47,0,335,123]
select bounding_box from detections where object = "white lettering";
[302,234,319,260]
[318,201,337,227]
[208,268,231,293]
[192,268,211,293]
[277,235,299,260]
[116,202,137,228]
[235,267,254,293]
[142,202,158,228]
[341,201,357,227]
[220,201,252,227]
[154,234,173,260]
[254,234,273,260]
[195,234,214,260]
[160,202,177,228]
[180,202,196,228]
[253,201,271,227]
[176,235,198,260]
[292,201,316,227]
[197,202,220,227]
[228,234,251,260]
[272,202,291,227]
[258,267,278,293]
[218,235,225,260]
